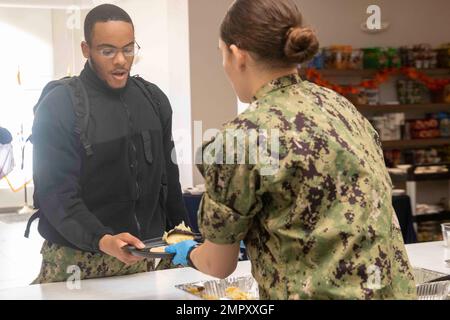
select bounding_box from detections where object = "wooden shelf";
[414,211,450,223]
[356,103,450,114]
[300,68,450,78]
[412,172,450,182]
[390,171,450,183]
[300,69,378,78]
[382,138,450,150]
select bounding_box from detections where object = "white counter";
[405,241,450,275]
[0,261,252,300]
[0,242,448,300]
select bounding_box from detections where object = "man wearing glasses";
[30,4,189,283]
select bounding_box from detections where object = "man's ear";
[81,41,90,59]
[229,44,247,71]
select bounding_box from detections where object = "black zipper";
[120,92,142,237]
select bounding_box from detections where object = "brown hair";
[220,0,319,67]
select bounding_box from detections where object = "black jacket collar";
[79,61,130,96]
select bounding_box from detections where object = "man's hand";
[99,233,146,265]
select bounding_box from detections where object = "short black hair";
[84,4,134,44]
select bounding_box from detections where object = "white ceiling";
[0,0,118,9]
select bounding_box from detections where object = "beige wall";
[167,0,193,188]
[189,0,236,185]
[299,0,450,48]
[0,6,53,205]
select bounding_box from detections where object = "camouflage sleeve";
[197,135,263,245]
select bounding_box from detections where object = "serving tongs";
[124,233,203,259]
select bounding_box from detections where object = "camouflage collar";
[253,73,302,101]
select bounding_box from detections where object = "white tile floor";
[0,212,44,290]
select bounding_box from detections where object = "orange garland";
[305,68,450,95]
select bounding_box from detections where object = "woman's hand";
[167,240,240,279]
[165,240,199,266]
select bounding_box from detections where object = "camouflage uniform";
[32,241,174,284]
[197,74,417,300]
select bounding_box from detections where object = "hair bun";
[284,27,319,63]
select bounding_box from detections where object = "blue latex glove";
[165,240,198,266]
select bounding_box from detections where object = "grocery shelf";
[390,171,450,183]
[356,103,450,114]
[300,68,450,78]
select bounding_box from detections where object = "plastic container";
[442,223,450,247]
[349,49,363,69]
[363,48,389,69]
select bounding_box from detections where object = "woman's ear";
[81,41,90,59]
[229,44,247,71]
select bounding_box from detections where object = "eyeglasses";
[96,42,141,59]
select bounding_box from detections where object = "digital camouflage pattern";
[32,241,175,284]
[197,73,417,300]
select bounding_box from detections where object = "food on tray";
[186,285,205,295]
[225,287,253,300]
[184,285,252,300]
[176,276,259,300]
[163,221,196,244]
[185,286,217,300]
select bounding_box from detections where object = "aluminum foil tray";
[177,269,449,300]
[414,268,450,300]
[175,276,259,300]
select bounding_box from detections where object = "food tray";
[178,269,449,300]
[414,268,450,300]
[175,276,259,300]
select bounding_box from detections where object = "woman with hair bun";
[166,0,416,300]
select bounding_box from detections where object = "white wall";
[51,8,87,79]
[0,7,53,208]
[114,0,170,93]
[0,7,53,129]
